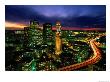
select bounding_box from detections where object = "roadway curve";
[58,36,103,71]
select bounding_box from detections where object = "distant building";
[30,20,39,28]
[6,30,24,51]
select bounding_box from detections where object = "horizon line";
[5,27,106,31]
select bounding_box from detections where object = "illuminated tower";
[56,21,61,32]
[55,21,62,55]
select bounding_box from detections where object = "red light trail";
[58,35,105,71]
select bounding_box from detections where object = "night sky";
[5,5,106,29]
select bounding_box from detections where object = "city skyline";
[5,6,106,71]
[5,20,106,71]
[5,5,106,30]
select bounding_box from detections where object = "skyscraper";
[24,20,43,50]
[23,20,43,71]
[43,23,54,45]
[55,21,62,55]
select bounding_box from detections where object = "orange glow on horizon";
[5,21,27,29]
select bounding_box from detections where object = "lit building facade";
[55,21,62,55]
[24,20,43,50]
[56,21,61,32]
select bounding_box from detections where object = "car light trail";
[58,35,105,71]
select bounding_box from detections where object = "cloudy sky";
[5,5,106,29]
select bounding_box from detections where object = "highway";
[58,35,105,71]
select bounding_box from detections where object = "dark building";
[43,23,54,45]
[5,30,24,70]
